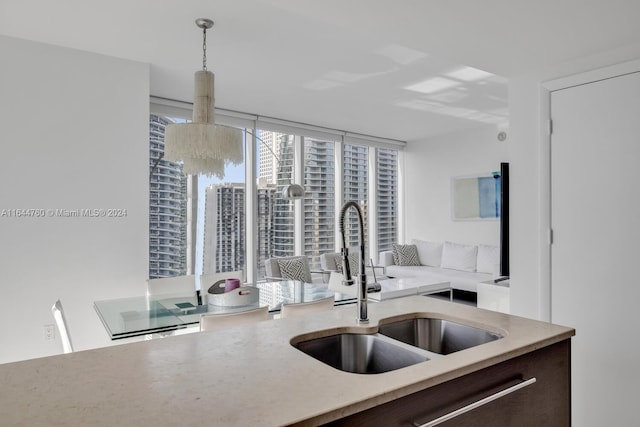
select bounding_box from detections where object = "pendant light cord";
[202,26,208,71]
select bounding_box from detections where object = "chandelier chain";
[202,27,208,71]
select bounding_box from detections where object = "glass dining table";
[94,280,355,340]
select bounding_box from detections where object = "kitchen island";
[0,296,574,426]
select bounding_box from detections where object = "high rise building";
[342,144,369,252]
[202,182,278,277]
[302,138,335,268]
[258,130,284,185]
[272,134,296,258]
[202,183,246,274]
[149,114,188,278]
[376,148,398,252]
[257,185,276,277]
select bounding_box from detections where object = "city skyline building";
[376,148,398,252]
[342,144,369,254]
[202,182,278,277]
[202,183,246,274]
[149,114,188,278]
[257,130,285,186]
[301,138,335,269]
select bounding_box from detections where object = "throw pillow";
[476,244,500,274]
[277,257,308,281]
[392,244,421,266]
[411,239,443,267]
[441,241,478,272]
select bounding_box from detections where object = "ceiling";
[2,0,640,142]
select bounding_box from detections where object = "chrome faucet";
[339,201,368,323]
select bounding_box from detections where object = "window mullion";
[334,138,344,252]
[245,126,258,283]
[294,135,304,256]
[367,149,378,264]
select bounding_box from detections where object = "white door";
[551,71,640,426]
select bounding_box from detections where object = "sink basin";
[378,317,502,355]
[294,333,428,374]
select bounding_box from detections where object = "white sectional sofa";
[379,240,500,293]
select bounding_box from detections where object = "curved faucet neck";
[339,201,368,323]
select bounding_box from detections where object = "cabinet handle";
[412,377,537,427]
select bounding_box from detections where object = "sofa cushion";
[392,244,421,266]
[476,244,500,274]
[411,239,443,267]
[384,265,490,293]
[441,241,477,272]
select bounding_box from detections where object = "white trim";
[397,149,405,245]
[367,148,378,259]
[539,85,551,322]
[294,135,304,256]
[245,126,258,284]
[344,132,405,149]
[256,117,343,141]
[543,58,640,92]
[334,138,344,252]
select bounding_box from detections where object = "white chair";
[199,271,243,303]
[51,300,73,354]
[199,306,269,332]
[280,296,335,319]
[264,256,313,282]
[146,275,197,299]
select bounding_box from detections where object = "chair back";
[199,306,269,331]
[320,250,361,274]
[264,256,312,282]
[280,296,335,319]
[146,275,197,299]
[51,299,73,354]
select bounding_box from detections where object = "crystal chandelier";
[164,18,243,178]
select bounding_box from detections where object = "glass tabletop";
[94,280,354,340]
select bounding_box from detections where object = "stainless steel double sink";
[292,315,503,374]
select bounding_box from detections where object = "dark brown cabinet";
[324,339,570,427]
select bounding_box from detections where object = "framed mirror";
[451,171,501,221]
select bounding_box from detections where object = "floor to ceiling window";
[150,99,402,283]
[148,112,246,280]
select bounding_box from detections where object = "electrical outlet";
[43,324,55,341]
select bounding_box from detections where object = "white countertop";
[0,296,574,426]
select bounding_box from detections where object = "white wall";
[0,36,150,363]
[403,125,509,247]
[508,44,640,321]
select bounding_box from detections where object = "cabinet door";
[324,339,570,427]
